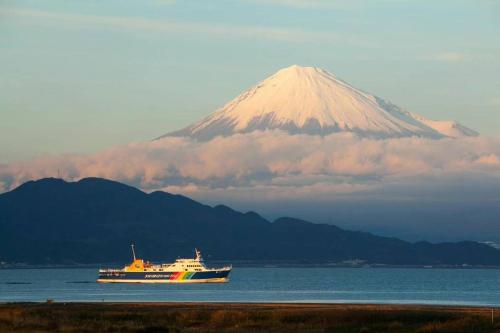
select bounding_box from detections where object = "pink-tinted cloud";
[1,131,500,201]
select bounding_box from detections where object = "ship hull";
[97,270,230,284]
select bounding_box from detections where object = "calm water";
[1,267,499,305]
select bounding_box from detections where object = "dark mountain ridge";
[1,177,499,266]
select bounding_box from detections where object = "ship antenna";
[131,244,136,261]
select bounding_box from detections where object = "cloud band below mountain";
[1,131,499,197]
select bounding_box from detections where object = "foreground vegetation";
[0,302,499,333]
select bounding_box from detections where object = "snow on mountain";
[159,65,477,140]
[408,114,479,138]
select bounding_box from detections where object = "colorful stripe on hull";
[97,278,229,284]
[98,270,230,283]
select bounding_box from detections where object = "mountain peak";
[276,64,325,75]
[159,66,477,141]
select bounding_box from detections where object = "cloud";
[1,131,500,202]
[242,0,417,10]
[431,52,468,62]
[488,97,500,107]
[0,7,316,43]
[0,7,374,47]
[152,0,176,4]
[242,0,359,9]
[427,52,494,63]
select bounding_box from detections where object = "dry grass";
[0,302,498,333]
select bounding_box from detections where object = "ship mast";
[131,244,136,261]
[195,248,202,261]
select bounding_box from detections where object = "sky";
[1,0,500,163]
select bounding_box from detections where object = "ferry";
[97,245,231,283]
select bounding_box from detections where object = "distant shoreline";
[1,302,498,332]
[2,263,500,269]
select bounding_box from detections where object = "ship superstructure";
[98,245,231,283]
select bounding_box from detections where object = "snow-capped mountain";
[159,65,477,140]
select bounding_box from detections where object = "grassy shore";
[0,302,499,332]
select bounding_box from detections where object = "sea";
[1,267,499,306]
